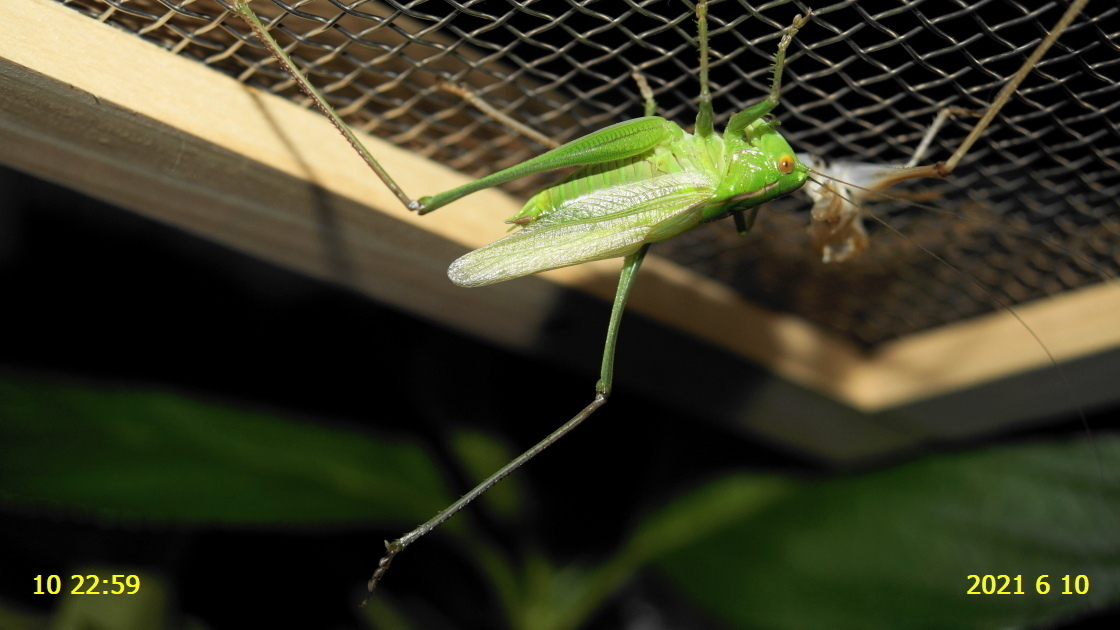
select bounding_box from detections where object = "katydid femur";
[231,0,808,597]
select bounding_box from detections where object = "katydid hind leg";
[229,0,413,210]
[414,117,675,214]
[231,0,669,217]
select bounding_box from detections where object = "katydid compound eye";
[777,154,796,175]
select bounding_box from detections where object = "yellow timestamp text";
[33,574,141,595]
[966,574,1090,595]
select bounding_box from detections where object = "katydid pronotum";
[228,0,1088,601]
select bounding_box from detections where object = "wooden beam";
[2,0,1118,462]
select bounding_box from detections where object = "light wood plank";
[2,0,1118,462]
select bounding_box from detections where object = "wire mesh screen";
[57,0,1119,347]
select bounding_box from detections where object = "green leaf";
[522,475,795,630]
[655,436,1120,629]
[0,374,452,524]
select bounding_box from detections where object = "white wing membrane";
[450,173,715,287]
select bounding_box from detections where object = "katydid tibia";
[228,0,1087,602]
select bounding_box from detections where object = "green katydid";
[227,0,1089,602]
[231,0,808,596]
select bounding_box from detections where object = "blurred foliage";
[0,375,452,525]
[656,440,1120,629]
[2,372,1118,629]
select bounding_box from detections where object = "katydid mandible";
[231,0,810,598]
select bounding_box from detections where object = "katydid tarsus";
[228,0,1090,601]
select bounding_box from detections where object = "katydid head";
[705,127,808,222]
[761,131,808,195]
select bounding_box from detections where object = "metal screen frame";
[56,0,1120,346]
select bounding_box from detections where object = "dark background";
[1,149,1115,628]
